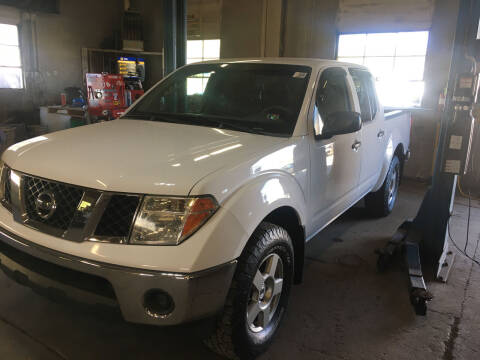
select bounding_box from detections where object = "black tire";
[205,222,294,359]
[365,155,401,217]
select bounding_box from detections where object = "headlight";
[130,196,219,245]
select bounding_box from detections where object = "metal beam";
[163,0,176,75]
[163,0,187,75]
[176,0,187,68]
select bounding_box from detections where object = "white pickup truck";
[0,58,410,359]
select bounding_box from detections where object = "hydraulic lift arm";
[377,0,480,315]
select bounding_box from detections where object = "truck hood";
[2,119,288,195]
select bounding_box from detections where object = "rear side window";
[316,67,351,120]
[365,72,378,117]
[349,69,378,122]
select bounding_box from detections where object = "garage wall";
[0,0,164,121]
[337,0,435,33]
[0,4,19,24]
[262,0,283,57]
[188,0,222,40]
[283,0,339,59]
[218,0,339,59]
[33,0,123,105]
[220,0,264,58]
[219,0,423,60]
[219,0,285,58]
[0,0,122,119]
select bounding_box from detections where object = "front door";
[308,67,363,235]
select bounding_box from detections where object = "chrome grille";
[95,195,140,237]
[24,176,84,230]
[3,170,142,242]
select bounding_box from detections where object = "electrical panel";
[443,72,479,174]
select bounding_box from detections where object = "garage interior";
[0,0,480,359]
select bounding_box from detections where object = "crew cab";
[0,58,410,359]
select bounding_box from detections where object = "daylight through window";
[338,31,429,107]
[186,39,220,95]
[0,23,23,89]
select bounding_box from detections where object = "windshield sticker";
[293,72,307,78]
[267,113,280,121]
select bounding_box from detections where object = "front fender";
[188,172,307,271]
[222,172,307,246]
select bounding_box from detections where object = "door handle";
[377,130,385,138]
[352,141,362,151]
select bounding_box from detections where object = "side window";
[365,73,378,118]
[349,69,378,122]
[316,67,351,120]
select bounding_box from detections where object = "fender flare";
[372,134,404,192]
[185,171,307,273]
[221,172,307,259]
[210,172,307,272]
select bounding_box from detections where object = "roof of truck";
[194,57,369,71]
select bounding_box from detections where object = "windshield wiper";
[122,112,287,137]
[165,113,268,134]
[200,117,286,137]
[121,111,179,122]
[211,120,257,133]
[122,111,155,119]
[129,112,252,133]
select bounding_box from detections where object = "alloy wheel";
[247,253,284,333]
[388,165,399,208]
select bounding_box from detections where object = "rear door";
[349,68,386,195]
[308,67,362,234]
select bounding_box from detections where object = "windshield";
[123,63,311,137]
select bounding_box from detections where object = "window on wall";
[0,23,23,89]
[187,39,221,64]
[337,31,429,108]
[186,39,220,95]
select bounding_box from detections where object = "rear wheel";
[205,222,293,359]
[365,155,401,217]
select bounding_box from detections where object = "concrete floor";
[1,180,480,359]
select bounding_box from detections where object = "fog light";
[144,289,174,318]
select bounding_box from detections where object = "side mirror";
[314,111,362,139]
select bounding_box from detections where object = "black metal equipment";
[376,0,480,315]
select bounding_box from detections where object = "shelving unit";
[81,47,164,89]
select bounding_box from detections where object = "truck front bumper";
[0,226,236,326]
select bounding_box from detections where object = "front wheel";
[365,155,401,217]
[205,222,294,359]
